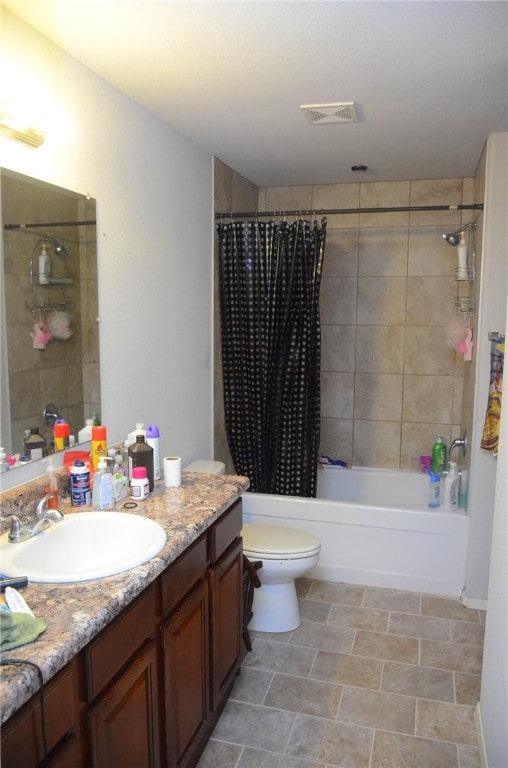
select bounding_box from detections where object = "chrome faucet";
[448,430,467,461]
[1,493,64,543]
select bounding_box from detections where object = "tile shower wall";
[2,174,100,455]
[259,178,474,470]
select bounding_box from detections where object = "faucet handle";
[0,514,22,542]
[35,492,56,518]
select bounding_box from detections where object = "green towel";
[0,611,48,652]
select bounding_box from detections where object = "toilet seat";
[243,524,321,560]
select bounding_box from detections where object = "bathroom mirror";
[1,168,100,466]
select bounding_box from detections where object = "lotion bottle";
[39,243,50,284]
[92,457,114,511]
[442,462,459,511]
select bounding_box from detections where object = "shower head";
[442,222,476,247]
[44,237,69,257]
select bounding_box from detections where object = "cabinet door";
[162,578,209,767]
[87,640,160,768]
[209,537,243,710]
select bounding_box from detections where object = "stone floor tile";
[195,739,242,768]
[295,578,313,598]
[244,638,317,676]
[457,744,481,768]
[420,639,483,675]
[290,621,355,653]
[231,666,274,704]
[353,629,419,663]
[238,747,323,768]
[250,629,292,644]
[311,649,383,689]
[450,620,485,646]
[454,672,482,706]
[388,610,450,641]
[363,587,421,614]
[308,581,365,605]
[328,603,389,632]
[338,686,415,734]
[264,673,342,718]
[285,713,373,766]
[416,699,478,745]
[422,595,481,622]
[371,730,458,767]
[211,700,295,752]
[299,598,332,623]
[382,660,454,702]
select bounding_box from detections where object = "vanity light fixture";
[0,108,45,148]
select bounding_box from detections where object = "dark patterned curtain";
[217,217,326,497]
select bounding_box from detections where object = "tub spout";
[449,431,467,459]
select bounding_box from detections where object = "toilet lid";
[242,524,320,557]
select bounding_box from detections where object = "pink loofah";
[31,321,53,349]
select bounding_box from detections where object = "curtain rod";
[4,220,96,230]
[215,203,484,220]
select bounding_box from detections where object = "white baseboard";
[475,702,488,768]
[461,589,488,611]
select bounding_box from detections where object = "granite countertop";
[0,471,249,724]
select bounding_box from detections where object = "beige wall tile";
[406,276,457,326]
[401,422,453,471]
[319,417,353,464]
[321,325,355,372]
[404,327,456,375]
[409,178,464,226]
[408,226,456,276]
[353,420,401,468]
[323,228,358,276]
[359,227,408,276]
[312,183,360,228]
[359,180,410,227]
[321,372,354,418]
[264,185,312,213]
[357,276,407,325]
[355,325,405,374]
[354,373,403,421]
[320,276,357,324]
[403,375,454,424]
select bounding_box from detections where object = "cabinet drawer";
[86,583,157,700]
[161,535,207,617]
[2,660,79,768]
[208,499,242,564]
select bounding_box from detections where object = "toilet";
[242,523,320,633]
[182,460,321,633]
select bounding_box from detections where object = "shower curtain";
[217,217,326,497]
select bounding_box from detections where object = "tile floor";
[197,579,484,768]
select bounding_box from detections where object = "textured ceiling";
[3,0,508,186]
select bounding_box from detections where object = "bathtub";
[242,465,469,597]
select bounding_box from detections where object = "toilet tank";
[183,460,226,475]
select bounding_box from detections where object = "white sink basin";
[0,512,167,583]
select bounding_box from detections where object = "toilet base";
[249,580,301,633]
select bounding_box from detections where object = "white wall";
[0,8,214,480]
[465,133,508,603]
[476,136,508,768]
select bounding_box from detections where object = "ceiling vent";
[301,102,358,125]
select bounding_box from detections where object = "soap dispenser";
[92,457,115,511]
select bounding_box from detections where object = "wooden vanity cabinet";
[1,498,243,768]
[1,657,86,768]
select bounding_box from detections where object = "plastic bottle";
[92,457,114,511]
[130,466,149,500]
[146,425,161,481]
[54,419,70,451]
[431,435,447,475]
[91,425,107,470]
[442,462,459,511]
[128,435,154,491]
[24,427,47,460]
[126,422,146,447]
[427,472,440,508]
[0,447,8,473]
[78,418,94,444]
[39,242,50,284]
[70,459,91,507]
[44,457,59,509]
[112,453,128,503]
[458,468,469,508]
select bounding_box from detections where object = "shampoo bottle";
[92,457,114,511]
[442,462,459,511]
[431,435,447,475]
[146,425,161,481]
[39,243,50,284]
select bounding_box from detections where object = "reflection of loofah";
[47,310,72,340]
[445,316,468,348]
